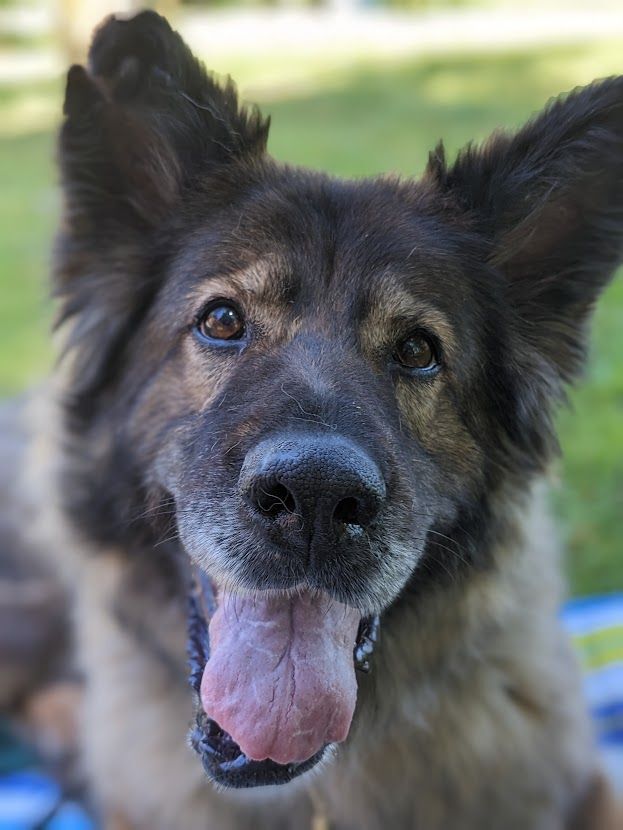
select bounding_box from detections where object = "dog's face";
[56,12,623,789]
[138,172,495,615]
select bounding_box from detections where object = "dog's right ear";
[60,10,269,230]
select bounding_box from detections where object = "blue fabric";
[0,770,60,830]
[0,768,94,830]
[562,593,623,789]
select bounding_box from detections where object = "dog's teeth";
[354,614,380,672]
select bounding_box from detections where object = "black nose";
[240,435,386,546]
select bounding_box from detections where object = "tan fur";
[15,392,614,830]
[105,811,137,830]
[568,773,623,829]
[360,285,485,484]
[360,286,457,360]
[22,682,82,762]
[182,256,304,348]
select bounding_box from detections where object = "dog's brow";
[360,283,456,355]
[193,257,294,306]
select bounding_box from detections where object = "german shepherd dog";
[3,10,623,829]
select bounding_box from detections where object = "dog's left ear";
[427,77,623,381]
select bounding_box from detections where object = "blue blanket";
[562,594,623,791]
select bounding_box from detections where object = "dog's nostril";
[333,497,362,527]
[255,482,296,518]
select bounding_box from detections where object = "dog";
[2,10,623,829]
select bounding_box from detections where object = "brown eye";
[197,303,245,342]
[394,333,438,372]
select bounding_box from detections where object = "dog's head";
[55,11,623,788]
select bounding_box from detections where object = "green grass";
[0,130,57,390]
[1,39,621,594]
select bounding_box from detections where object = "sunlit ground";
[0,35,621,595]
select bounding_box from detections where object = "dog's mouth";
[187,567,379,788]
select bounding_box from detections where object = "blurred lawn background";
[0,0,621,595]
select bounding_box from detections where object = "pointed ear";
[60,10,269,230]
[426,77,623,381]
[55,12,269,414]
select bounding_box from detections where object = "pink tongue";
[200,590,361,765]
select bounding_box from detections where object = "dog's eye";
[394,333,438,372]
[197,303,245,342]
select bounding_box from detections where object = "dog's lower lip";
[190,711,328,788]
